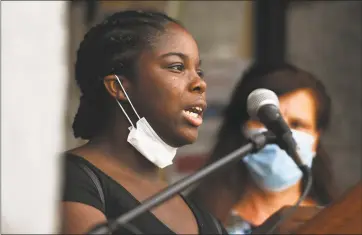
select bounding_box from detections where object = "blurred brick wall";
[286,1,362,194]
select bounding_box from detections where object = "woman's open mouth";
[182,106,204,127]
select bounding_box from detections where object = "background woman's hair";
[190,63,337,214]
[72,10,182,140]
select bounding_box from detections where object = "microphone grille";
[247,88,280,118]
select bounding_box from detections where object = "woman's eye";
[197,69,204,78]
[290,120,307,129]
[168,64,185,72]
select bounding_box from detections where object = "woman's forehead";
[279,89,317,122]
[150,24,200,61]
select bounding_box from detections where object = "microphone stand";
[87,131,276,234]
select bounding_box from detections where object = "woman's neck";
[233,181,315,226]
[76,115,162,182]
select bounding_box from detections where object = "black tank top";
[62,154,227,234]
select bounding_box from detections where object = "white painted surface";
[1,1,69,233]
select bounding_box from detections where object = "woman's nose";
[189,75,207,94]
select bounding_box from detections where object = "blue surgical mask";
[243,128,316,192]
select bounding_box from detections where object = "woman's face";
[124,23,207,147]
[246,88,320,151]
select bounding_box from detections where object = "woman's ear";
[103,75,130,101]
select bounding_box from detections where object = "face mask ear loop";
[112,75,137,128]
[115,99,134,128]
[114,75,141,120]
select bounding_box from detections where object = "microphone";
[247,88,304,168]
[247,88,314,234]
[86,131,276,234]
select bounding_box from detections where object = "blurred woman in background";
[190,63,338,234]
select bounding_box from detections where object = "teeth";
[195,107,203,112]
[190,106,203,113]
[184,110,199,118]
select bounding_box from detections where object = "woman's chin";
[160,126,199,148]
[177,128,199,146]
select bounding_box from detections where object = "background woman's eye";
[168,64,185,72]
[290,120,307,129]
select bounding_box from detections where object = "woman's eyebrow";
[159,52,201,66]
[159,52,186,59]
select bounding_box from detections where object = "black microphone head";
[247,89,304,167]
[247,88,279,119]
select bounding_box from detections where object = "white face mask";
[114,75,178,169]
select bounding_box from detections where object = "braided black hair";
[73,10,182,140]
